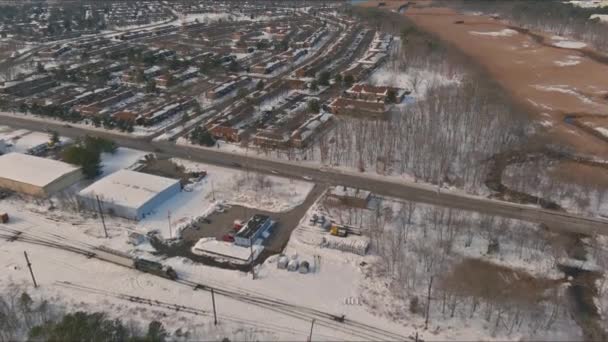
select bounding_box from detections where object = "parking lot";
[182,183,323,253]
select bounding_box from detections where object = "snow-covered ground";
[100,147,147,176]
[0,126,67,154]
[0,147,602,341]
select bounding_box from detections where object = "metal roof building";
[234,214,274,247]
[78,169,180,220]
[0,152,83,197]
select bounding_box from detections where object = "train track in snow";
[1,226,412,341]
[54,281,341,341]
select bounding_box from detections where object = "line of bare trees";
[301,35,528,193]
[347,198,576,338]
[0,286,57,341]
[503,158,608,216]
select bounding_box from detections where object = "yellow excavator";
[329,225,348,238]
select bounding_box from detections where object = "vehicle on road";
[271,169,279,174]
[303,176,313,181]
[63,124,73,128]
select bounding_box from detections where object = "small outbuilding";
[0,152,83,197]
[79,170,180,220]
[234,214,274,247]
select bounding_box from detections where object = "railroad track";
[55,281,340,341]
[1,226,411,341]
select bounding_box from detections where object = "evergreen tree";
[317,71,330,86]
[189,126,216,147]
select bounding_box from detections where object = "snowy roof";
[0,152,80,188]
[79,170,179,209]
[192,237,263,263]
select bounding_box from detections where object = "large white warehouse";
[0,152,83,197]
[79,169,181,220]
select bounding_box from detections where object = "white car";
[302,176,313,181]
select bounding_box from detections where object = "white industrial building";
[0,152,83,197]
[78,170,181,220]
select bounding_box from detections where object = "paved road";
[1,114,607,236]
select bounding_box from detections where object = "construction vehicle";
[330,225,348,238]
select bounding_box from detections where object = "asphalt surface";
[1,113,607,236]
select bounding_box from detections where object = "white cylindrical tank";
[277,255,289,269]
[299,261,310,274]
[287,259,299,272]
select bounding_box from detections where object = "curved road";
[1,113,607,236]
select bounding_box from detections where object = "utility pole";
[249,238,255,280]
[24,251,38,288]
[211,288,218,325]
[167,211,172,238]
[425,276,433,330]
[308,319,315,342]
[211,179,215,201]
[95,195,109,238]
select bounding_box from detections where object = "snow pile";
[469,28,518,37]
[552,40,587,49]
[594,127,608,138]
[320,235,370,256]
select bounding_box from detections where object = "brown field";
[440,258,562,303]
[361,1,608,160]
